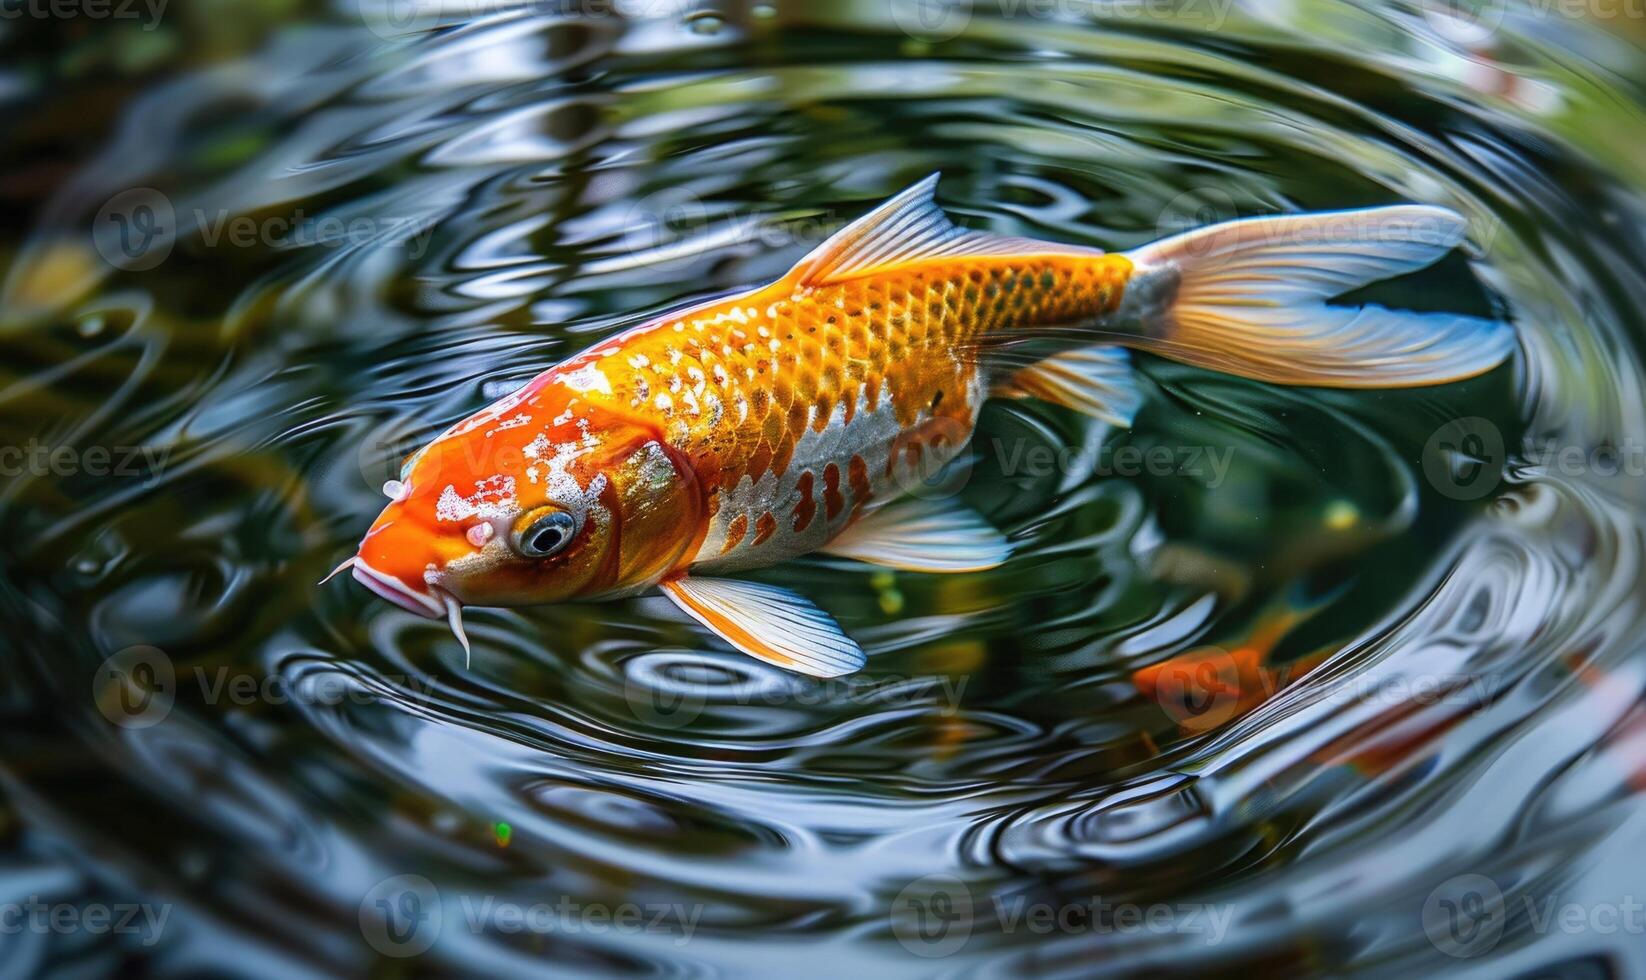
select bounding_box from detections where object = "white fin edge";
[995,345,1142,427]
[821,496,1011,573]
[1123,206,1515,387]
[660,577,865,678]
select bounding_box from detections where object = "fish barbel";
[329,174,1514,676]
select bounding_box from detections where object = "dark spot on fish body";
[847,454,871,508]
[822,463,844,520]
[752,511,777,546]
[792,471,817,531]
[721,512,748,554]
[813,391,834,431]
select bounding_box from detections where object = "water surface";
[3,1,1646,975]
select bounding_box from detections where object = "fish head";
[345,378,706,629]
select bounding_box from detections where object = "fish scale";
[577,252,1132,567]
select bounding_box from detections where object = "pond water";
[3,0,1646,975]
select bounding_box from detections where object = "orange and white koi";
[326,174,1514,676]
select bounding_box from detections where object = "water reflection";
[2,0,1645,975]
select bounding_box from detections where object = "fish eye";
[513,509,579,559]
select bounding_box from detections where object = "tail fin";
[1122,206,1515,387]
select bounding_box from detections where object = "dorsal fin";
[787,174,1063,287]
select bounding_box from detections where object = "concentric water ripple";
[2,1,1645,975]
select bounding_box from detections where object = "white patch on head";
[485,413,532,437]
[560,364,612,395]
[436,474,517,522]
[521,432,611,528]
[553,408,575,426]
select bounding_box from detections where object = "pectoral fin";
[821,496,1010,572]
[994,345,1141,427]
[660,577,865,678]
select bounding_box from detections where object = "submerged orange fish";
[328,174,1514,676]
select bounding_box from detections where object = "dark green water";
[2,1,1646,976]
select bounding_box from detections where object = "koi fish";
[326,174,1514,677]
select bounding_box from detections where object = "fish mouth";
[327,556,474,666]
[350,560,445,619]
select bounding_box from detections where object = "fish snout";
[349,559,444,619]
[328,518,476,663]
[346,512,464,619]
